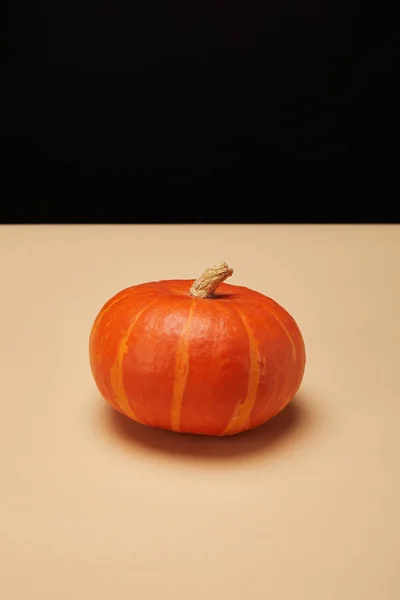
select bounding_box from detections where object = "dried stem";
[190,262,233,299]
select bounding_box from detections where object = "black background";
[3,1,399,223]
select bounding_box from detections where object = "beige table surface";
[1,224,399,599]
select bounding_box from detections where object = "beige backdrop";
[1,225,399,599]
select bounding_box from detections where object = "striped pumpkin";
[89,263,306,436]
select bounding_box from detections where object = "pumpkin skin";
[89,265,306,436]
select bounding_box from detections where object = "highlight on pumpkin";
[89,263,305,436]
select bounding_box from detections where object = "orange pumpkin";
[89,263,306,436]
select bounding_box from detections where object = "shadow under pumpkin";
[94,392,314,461]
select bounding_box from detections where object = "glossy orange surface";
[89,278,306,435]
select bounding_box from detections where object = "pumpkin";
[89,263,306,436]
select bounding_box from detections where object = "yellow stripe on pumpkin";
[170,300,197,432]
[266,307,297,361]
[110,299,159,421]
[222,309,261,435]
[90,289,136,349]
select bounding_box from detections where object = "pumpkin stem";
[190,262,234,299]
